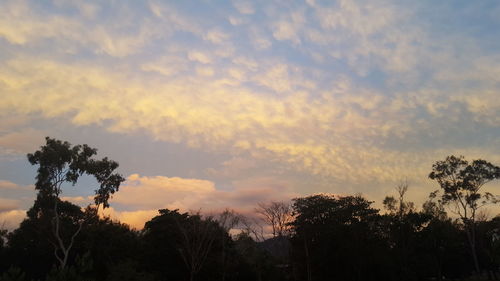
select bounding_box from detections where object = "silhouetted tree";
[217,209,242,281]
[142,209,228,281]
[382,181,425,280]
[142,209,188,280]
[417,214,469,280]
[8,149,500,280]
[79,216,141,280]
[7,200,83,280]
[240,216,266,242]
[429,155,500,273]
[27,137,124,269]
[421,191,447,221]
[255,201,293,237]
[290,194,389,281]
[383,179,415,218]
[176,212,220,281]
[0,226,11,275]
[233,232,279,281]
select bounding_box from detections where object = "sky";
[1,0,500,230]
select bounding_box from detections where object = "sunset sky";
[1,0,500,229]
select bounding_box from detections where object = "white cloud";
[204,29,230,44]
[187,51,212,64]
[232,56,258,71]
[228,16,245,26]
[0,0,499,216]
[249,27,273,50]
[196,66,215,77]
[233,1,255,15]
[1,55,499,187]
[254,64,291,92]
[271,11,305,44]
[272,21,299,43]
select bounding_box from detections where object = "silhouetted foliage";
[26,137,125,270]
[142,209,230,281]
[78,217,141,280]
[429,155,500,273]
[255,201,293,237]
[5,141,500,281]
[290,194,392,281]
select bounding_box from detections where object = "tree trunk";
[466,223,481,274]
[304,237,312,281]
[189,269,195,281]
[221,237,226,281]
[51,200,83,270]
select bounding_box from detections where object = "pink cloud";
[0,128,46,154]
[0,180,19,190]
[0,174,299,230]
[0,198,20,212]
[101,207,158,230]
[102,173,299,229]
[0,209,26,230]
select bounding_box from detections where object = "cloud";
[0,180,20,190]
[187,51,213,64]
[101,171,500,230]
[141,54,190,77]
[0,128,46,154]
[97,173,299,229]
[0,181,35,209]
[115,174,297,211]
[204,29,230,44]
[196,66,215,77]
[111,174,216,210]
[0,180,33,230]
[0,173,297,230]
[0,198,20,212]
[254,64,292,93]
[206,157,258,179]
[0,210,26,230]
[228,16,245,26]
[0,1,158,57]
[1,53,499,188]
[233,1,255,15]
[0,0,499,210]
[271,11,305,44]
[102,208,158,230]
[250,32,272,50]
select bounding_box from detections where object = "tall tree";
[176,212,221,281]
[143,209,225,281]
[383,179,415,218]
[382,180,423,279]
[291,194,385,281]
[255,201,293,237]
[217,209,242,281]
[429,155,500,274]
[27,137,124,269]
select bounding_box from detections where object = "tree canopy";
[3,140,500,281]
[26,137,125,270]
[429,155,500,273]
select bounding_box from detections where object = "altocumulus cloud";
[0,0,500,229]
[4,56,495,187]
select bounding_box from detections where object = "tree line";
[1,137,500,281]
